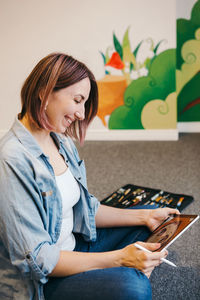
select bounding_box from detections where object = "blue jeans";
[44,207,153,300]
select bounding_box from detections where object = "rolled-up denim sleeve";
[0,159,60,284]
[25,243,60,283]
[89,194,100,215]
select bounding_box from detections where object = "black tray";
[100,184,194,212]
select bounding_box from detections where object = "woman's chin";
[52,125,67,134]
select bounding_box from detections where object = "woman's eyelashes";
[74,94,85,104]
[74,99,81,104]
[74,96,83,104]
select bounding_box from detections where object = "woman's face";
[45,77,91,133]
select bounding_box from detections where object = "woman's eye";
[74,99,81,104]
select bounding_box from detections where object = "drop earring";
[44,102,48,111]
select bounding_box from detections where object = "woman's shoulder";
[0,129,32,164]
[0,130,17,158]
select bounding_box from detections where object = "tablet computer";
[145,214,199,252]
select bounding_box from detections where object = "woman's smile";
[64,116,73,126]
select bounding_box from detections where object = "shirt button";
[78,177,81,180]
[26,254,31,259]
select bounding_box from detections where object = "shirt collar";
[11,117,66,158]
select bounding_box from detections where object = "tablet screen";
[145,214,199,251]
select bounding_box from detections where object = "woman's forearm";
[49,249,121,277]
[95,204,147,228]
[49,206,148,277]
[49,241,167,279]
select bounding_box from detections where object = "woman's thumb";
[139,242,161,251]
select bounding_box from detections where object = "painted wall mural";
[177,0,200,122]
[97,27,176,130]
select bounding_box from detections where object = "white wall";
[176,0,196,19]
[0,0,176,138]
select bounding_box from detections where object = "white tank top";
[55,167,80,251]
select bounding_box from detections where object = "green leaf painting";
[99,27,164,82]
[154,40,165,55]
[122,27,136,68]
[133,40,143,58]
[113,33,123,59]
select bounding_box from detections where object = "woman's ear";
[39,89,45,102]
[39,89,48,111]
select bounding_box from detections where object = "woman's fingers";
[138,241,161,251]
[140,252,164,269]
[147,250,168,261]
[136,242,168,256]
[121,241,167,273]
[169,208,180,215]
[144,266,155,278]
[134,242,168,271]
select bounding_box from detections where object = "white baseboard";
[178,122,200,132]
[0,128,181,141]
[85,129,179,141]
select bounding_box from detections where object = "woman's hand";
[145,207,180,232]
[119,242,168,278]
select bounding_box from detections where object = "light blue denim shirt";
[0,118,100,300]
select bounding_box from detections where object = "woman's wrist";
[129,208,151,227]
[112,249,124,268]
[141,209,151,227]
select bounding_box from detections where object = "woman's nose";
[75,108,85,120]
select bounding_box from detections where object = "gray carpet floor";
[77,133,200,300]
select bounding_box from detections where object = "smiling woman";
[0,52,178,300]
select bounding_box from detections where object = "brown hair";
[18,53,98,144]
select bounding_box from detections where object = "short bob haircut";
[18,53,98,145]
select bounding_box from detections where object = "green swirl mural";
[177,0,200,122]
[108,49,176,129]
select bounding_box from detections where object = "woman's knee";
[113,267,152,300]
[44,267,152,300]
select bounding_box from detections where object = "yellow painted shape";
[141,92,177,129]
[177,28,200,95]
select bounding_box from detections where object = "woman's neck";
[20,115,67,173]
[20,115,52,148]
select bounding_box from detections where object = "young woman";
[0,53,179,300]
